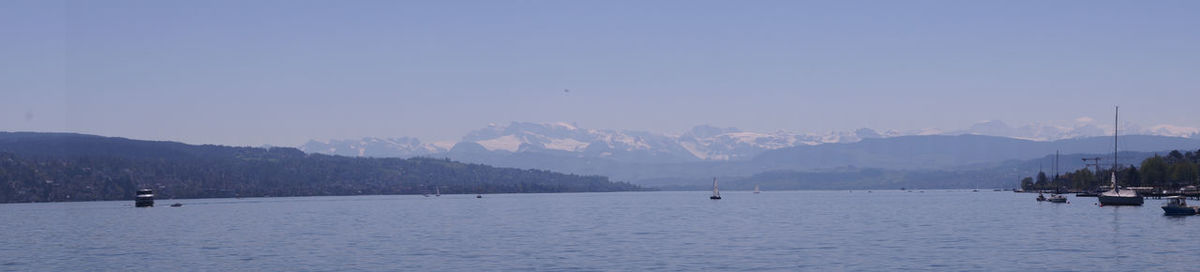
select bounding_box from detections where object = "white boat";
[1162,196,1198,215]
[753,184,760,194]
[1047,194,1067,203]
[1098,106,1143,206]
[709,178,721,200]
[135,189,154,207]
[435,187,440,197]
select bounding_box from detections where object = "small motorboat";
[1047,194,1067,203]
[476,194,482,198]
[1162,196,1198,216]
[170,203,183,207]
[1036,193,1047,202]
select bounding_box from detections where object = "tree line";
[1021,149,1200,191]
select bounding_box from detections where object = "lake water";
[1,190,1197,271]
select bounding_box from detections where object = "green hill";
[0,132,645,203]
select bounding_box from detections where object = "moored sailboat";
[1098,106,1143,206]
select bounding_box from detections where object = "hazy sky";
[3,1,1198,146]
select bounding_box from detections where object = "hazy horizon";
[4,1,1199,147]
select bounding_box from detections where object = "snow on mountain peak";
[1146,124,1200,138]
[300,119,1200,161]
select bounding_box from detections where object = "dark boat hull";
[1098,195,1143,206]
[135,197,154,207]
[1163,206,1197,216]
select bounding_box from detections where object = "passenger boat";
[135,189,154,207]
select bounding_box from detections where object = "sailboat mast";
[1112,106,1119,192]
[712,177,719,196]
[1054,150,1059,180]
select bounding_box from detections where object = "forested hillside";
[0,132,644,203]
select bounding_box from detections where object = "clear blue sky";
[3,0,1198,146]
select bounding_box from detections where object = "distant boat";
[135,189,154,207]
[1098,107,1143,206]
[1047,194,1067,203]
[169,203,183,207]
[709,178,721,200]
[1162,196,1198,215]
[1036,192,1047,202]
[753,184,760,194]
[476,194,482,198]
[435,187,441,197]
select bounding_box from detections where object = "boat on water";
[753,184,760,194]
[1162,196,1198,215]
[1036,193,1047,202]
[135,189,154,207]
[1047,194,1067,203]
[1098,107,1143,206]
[435,187,441,197]
[169,203,183,207]
[709,178,721,200]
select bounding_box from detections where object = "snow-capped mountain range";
[299,119,1200,162]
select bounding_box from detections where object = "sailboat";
[753,184,761,194]
[1098,106,1144,206]
[435,187,441,197]
[710,178,722,200]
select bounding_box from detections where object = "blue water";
[1,190,1196,271]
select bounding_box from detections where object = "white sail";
[754,184,760,193]
[712,178,720,197]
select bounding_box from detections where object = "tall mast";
[1054,150,1059,180]
[1112,106,1119,192]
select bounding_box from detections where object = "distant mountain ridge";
[301,120,1200,163]
[435,134,1200,186]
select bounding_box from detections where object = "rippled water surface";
[2,190,1198,271]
